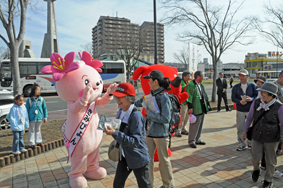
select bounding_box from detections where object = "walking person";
[186,71,210,148]
[9,94,29,154]
[104,82,152,188]
[176,71,191,137]
[242,82,283,188]
[229,75,234,88]
[216,72,231,112]
[232,69,257,151]
[135,70,174,188]
[26,83,48,149]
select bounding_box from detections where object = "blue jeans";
[12,130,25,152]
[113,157,152,188]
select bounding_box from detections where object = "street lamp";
[153,0,157,64]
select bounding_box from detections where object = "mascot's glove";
[106,83,118,96]
[79,83,93,106]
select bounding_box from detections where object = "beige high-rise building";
[140,22,164,64]
[92,16,139,59]
[92,16,164,63]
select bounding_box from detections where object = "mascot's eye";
[100,80,102,84]
[84,79,90,85]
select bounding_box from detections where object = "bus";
[0,58,126,96]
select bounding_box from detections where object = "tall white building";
[188,43,199,73]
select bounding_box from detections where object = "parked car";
[266,79,277,83]
[0,90,14,130]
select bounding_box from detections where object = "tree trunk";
[211,60,217,102]
[10,45,21,95]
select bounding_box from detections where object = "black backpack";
[168,93,181,133]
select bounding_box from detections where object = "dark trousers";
[230,81,233,88]
[113,157,152,188]
[217,93,229,111]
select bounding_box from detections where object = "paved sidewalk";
[1,110,283,188]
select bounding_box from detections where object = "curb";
[0,138,65,168]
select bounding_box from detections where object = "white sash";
[62,102,95,163]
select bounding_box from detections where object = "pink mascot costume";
[41,51,117,188]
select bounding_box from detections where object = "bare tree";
[0,46,10,61]
[173,45,190,70]
[0,0,30,94]
[161,0,254,102]
[80,42,93,55]
[253,3,283,49]
[103,24,146,80]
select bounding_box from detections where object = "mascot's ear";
[132,66,150,81]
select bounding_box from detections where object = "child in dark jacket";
[26,83,48,149]
[10,94,29,154]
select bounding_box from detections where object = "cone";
[154,148,172,162]
[233,103,237,110]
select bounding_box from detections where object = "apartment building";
[92,16,164,63]
[92,16,140,59]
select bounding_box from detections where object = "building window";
[253,62,257,67]
[259,61,263,67]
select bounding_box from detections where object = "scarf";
[256,98,277,111]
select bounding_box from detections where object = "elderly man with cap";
[254,76,266,99]
[232,69,258,151]
[104,82,152,188]
[242,82,283,188]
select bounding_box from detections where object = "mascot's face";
[56,61,103,102]
[133,64,181,95]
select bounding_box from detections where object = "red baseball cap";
[111,82,136,97]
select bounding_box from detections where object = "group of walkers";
[9,83,48,155]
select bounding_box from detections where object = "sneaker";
[274,169,283,178]
[262,180,273,188]
[181,131,189,135]
[12,151,21,155]
[28,145,37,149]
[248,144,252,150]
[236,145,246,151]
[175,133,182,137]
[20,149,27,152]
[252,170,260,182]
[36,143,43,146]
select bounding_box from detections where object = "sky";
[0,0,282,64]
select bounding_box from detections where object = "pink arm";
[67,101,87,114]
[96,94,113,107]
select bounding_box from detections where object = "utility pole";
[153,0,157,64]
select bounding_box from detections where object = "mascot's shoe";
[69,175,88,188]
[85,167,107,180]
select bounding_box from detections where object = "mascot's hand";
[82,83,93,102]
[107,83,118,94]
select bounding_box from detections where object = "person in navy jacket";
[105,82,152,188]
[232,69,257,151]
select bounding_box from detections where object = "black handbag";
[247,111,267,140]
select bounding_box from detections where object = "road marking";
[49,109,68,113]
[45,101,58,104]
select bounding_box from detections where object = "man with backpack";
[186,71,210,148]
